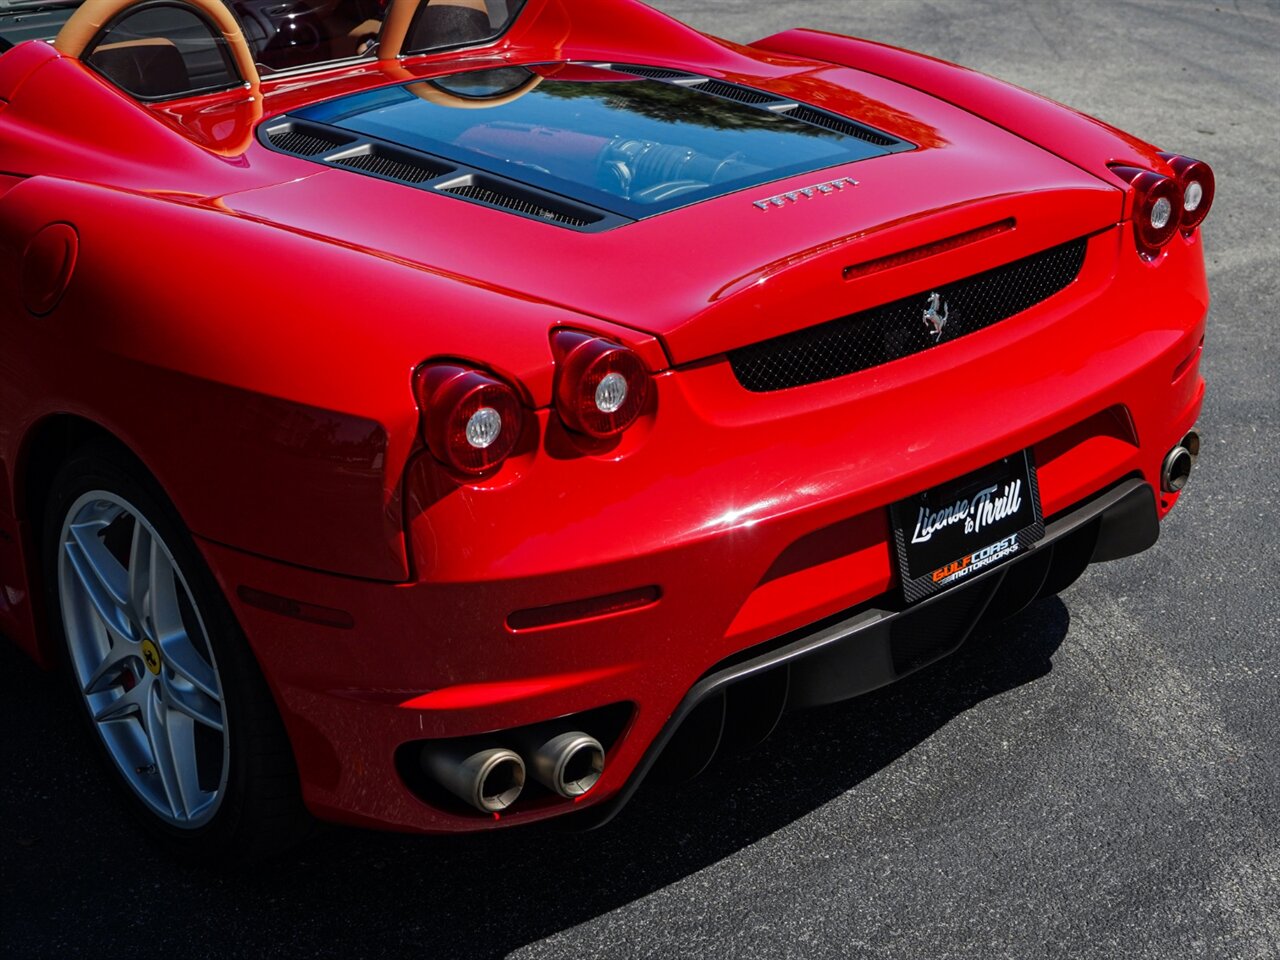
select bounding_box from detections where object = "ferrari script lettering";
[911,479,1024,544]
[753,177,857,210]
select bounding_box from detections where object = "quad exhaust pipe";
[1161,429,1201,493]
[421,746,526,813]
[527,731,605,798]
[421,729,605,813]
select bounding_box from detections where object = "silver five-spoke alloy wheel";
[58,491,230,829]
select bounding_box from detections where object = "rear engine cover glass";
[291,64,909,217]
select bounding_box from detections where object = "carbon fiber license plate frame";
[890,451,1045,604]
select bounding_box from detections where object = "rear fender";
[0,176,592,582]
[752,29,1174,217]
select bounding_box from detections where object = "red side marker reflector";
[237,586,356,629]
[1172,336,1205,383]
[843,218,1016,281]
[507,586,661,632]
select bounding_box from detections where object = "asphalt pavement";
[3,2,1279,957]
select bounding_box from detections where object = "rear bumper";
[198,225,1208,834]
[578,477,1157,829]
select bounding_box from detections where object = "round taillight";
[552,331,651,438]
[1159,153,1215,232]
[416,364,523,475]
[1130,170,1182,258]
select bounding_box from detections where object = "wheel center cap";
[140,638,162,676]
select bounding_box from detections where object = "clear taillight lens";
[1111,164,1183,259]
[416,364,523,475]
[1159,152,1215,232]
[1132,171,1182,255]
[552,330,651,438]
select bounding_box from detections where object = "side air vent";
[265,121,354,157]
[693,78,786,105]
[782,105,897,146]
[329,145,452,184]
[437,175,601,227]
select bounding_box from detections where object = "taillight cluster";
[1111,153,1215,259]
[416,364,524,475]
[1159,152,1215,232]
[416,330,652,477]
[551,330,651,438]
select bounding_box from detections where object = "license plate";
[889,451,1044,604]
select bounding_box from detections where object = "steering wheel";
[53,0,261,93]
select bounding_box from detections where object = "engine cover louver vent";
[600,64,909,146]
[259,120,621,231]
[781,105,897,147]
[331,148,449,184]
[613,64,699,80]
[439,177,599,227]
[265,123,353,157]
[693,78,786,105]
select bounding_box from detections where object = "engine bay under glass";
[288,63,912,218]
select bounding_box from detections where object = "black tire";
[42,439,311,864]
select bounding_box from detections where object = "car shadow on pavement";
[0,597,1069,959]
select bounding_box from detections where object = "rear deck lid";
[278,63,914,227]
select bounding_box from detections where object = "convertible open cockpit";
[0,0,525,100]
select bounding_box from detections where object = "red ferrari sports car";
[0,0,1211,859]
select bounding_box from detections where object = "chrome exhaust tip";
[422,746,526,813]
[530,731,605,798]
[1161,443,1194,493]
[1182,429,1201,460]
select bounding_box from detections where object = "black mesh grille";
[443,183,595,227]
[694,78,784,105]
[784,105,896,146]
[267,126,350,157]
[332,151,448,184]
[614,64,698,80]
[729,237,1088,392]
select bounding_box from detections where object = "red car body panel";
[224,96,1121,364]
[0,0,1209,832]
